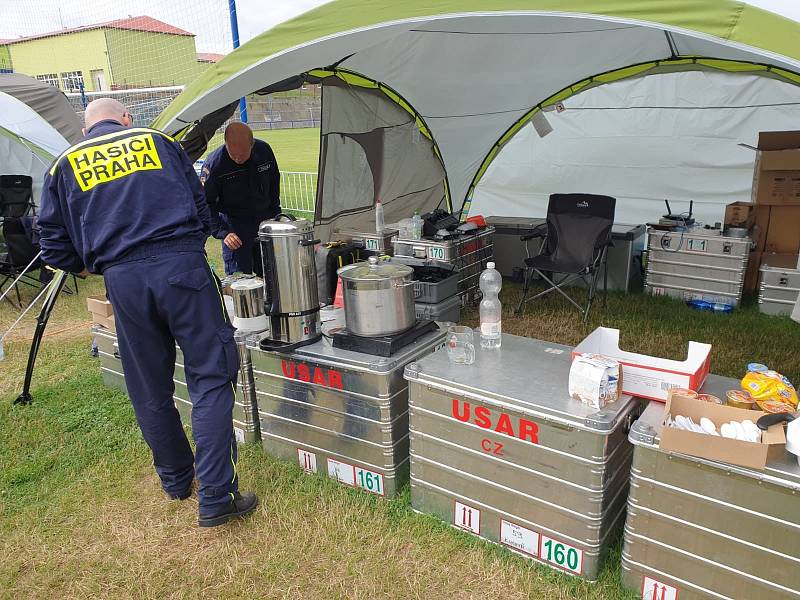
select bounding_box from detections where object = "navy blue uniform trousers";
[104,251,239,510]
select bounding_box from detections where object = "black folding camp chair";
[515,193,616,323]
[0,218,44,306]
[0,175,36,218]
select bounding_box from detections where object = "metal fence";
[280,171,318,219]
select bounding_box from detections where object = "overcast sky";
[0,0,798,54]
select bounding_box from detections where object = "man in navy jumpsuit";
[200,122,281,275]
[38,98,258,527]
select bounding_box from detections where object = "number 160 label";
[539,535,583,575]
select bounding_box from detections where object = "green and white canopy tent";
[1,74,82,207]
[153,1,800,234]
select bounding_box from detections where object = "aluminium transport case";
[759,262,800,316]
[646,229,751,307]
[622,375,800,600]
[249,327,446,498]
[404,333,641,581]
[92,325,261,444]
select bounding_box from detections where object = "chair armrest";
[520,223,547,242]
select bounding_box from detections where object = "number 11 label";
[539,535,583,575]
[454,501,480,534]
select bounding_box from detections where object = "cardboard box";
[744,205,800,293]
[572,327,711,401]
[87,295,113,317]
[745,131,800,206]
[87,295,115,332]
[723,201,756,229]
[763,205,800,255]
[659,392,786,470]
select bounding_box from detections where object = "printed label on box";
[539,535,583,574]
[623,365,690,401]
[365,238,380,250]
[428,246,446,260]
[327,458,356,486]
[298,449,317,473]
[642,576,678,600]
[500,520,539,557]
[354,467,385,496]
[454,501,480,534]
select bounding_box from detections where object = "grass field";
[204,128,321,172]
[2,127,799,599]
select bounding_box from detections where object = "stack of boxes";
[732,131,800,295]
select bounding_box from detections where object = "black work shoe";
[198,491,259,528]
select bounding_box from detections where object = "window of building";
[60,71,84,92]
[35,73,60,88]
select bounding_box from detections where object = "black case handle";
[261,237,280,315]
[756,412,796,431]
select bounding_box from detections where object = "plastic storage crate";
[415,294,461,323]
[393,226,494,305]
[412,265,459,304]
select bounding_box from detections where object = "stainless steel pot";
[338,256,416,337]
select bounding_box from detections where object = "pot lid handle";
[367,256,379,269]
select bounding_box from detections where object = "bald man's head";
[83,98,132,132]
[224,122,255,164]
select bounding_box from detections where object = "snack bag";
[741,370,798,412]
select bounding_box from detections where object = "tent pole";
[228,0,248,123]
[13,270,68,406]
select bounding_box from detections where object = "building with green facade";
[0,16,218,92]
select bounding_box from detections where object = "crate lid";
[249,328,446,373]
[404,333,638,432]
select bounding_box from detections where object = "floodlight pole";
[228,0,248,123]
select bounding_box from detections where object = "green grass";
[203,128,321,172]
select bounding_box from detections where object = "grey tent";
[0,73,82,207]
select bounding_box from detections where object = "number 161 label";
[539,535,583,575]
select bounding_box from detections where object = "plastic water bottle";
[411,210,423,240]
[375,199,385,233]
[479,262,502,349]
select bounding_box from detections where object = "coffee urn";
[258,213,322,349]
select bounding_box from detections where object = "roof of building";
[196,52,225,63]
[4,16,194,44]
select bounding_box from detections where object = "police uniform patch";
[67,133,163,191]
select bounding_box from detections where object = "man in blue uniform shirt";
[38,98,258,527]
[201,122,281,275]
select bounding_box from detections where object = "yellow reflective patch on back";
[66,133,163,191]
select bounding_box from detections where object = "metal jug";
[230,277,268,333]
[258,213,322,347]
